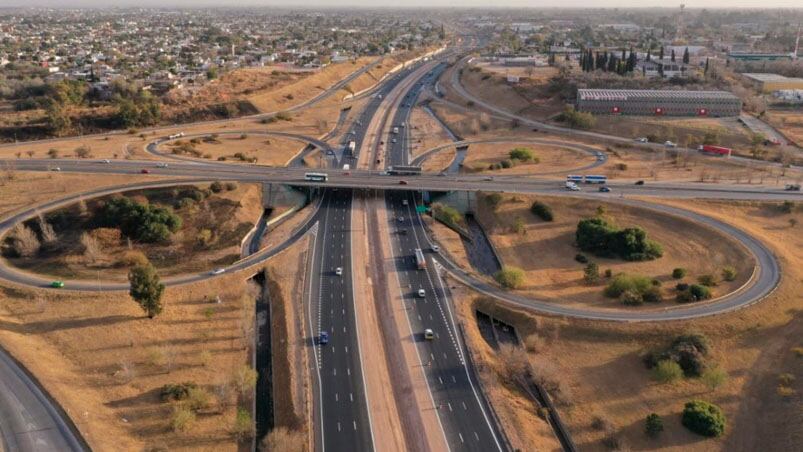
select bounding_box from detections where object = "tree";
[128,262,165,318]
[583,262,600,284]
[232,408,253,441]
[9,224,40,257]
[683,47,690,64]
[721,266,737,282]
[653,359,684,383]
[672,267,687,279]
[682,400,726,437]
[671,49,676,62]
[704,58,710,75]
[45,101,71,136]
[484,193,503,210]
[659,46,664,60]
[645,413,664,438]
[530,201,554,221]
[232,365,258,396]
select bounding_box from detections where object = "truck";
[387,165,422,176]
[346,140,356,153]
[414,248,427,270]
[392,127,399,134]
[697,145,732,157]
[167,132,185,140]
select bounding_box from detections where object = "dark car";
[319,331,329,345]
[599,186,611,192]
[399,180,408,185]
[635,180,645,185]
[141,169,150,174]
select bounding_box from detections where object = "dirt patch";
[165,134,304,166]
[408,107,454,160]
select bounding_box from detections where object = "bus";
[584,175,608,184]
[566,175,583,183]
[414,248,427,270]
[304,172,328,182]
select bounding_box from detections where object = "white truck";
[392,127,399,134]
[346,140,356,153]
[565,181,581,191]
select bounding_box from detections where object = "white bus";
[304,172,328,182]
[584,175,608,184]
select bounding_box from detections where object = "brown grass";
[461,142,590,175]
[168,135,303,166]
[447,198,801,451]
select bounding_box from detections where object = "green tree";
[645,413,664,438]
[672,267,687,279]
[721,266,737,282]
[682,400,726,437]
[484,193,503,210]
[45,101,71,135]
[128,262,165,319]
[530,201,554,221]
[494,267,525,289]
[232,407,253,440]
[583,262,600,284]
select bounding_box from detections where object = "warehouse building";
[742,73,803,93]
[576,89,742,117]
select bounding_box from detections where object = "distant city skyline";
[7,1,803,9]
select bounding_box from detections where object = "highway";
[380,59,505,451]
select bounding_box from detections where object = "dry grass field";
[766,110,803,146]
[460,142,590,175]
[446,198,801,451]
[165,134,305,166]
[408,107,454,160]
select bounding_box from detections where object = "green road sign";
[416,205,429,213]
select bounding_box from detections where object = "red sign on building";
[698,108,708,116]
[654,107,664,115]
[611,106,620,114]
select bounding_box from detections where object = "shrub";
[778,372,795,385]
[642,286,663,303]
[688,284,712,301]
[494,267,525,289]
[499,159,513,169]
[431,203,463,228]
[8,224,40,257]
[530,201,554,221]
[116,250,149,268]
[779,201,794,214]
[95,197,181,243]
[161,382,198,401]
[653,359,684,383]
[583,262,600,284]
[721,266,737,282]
[484,193,503,210]
[232,408,254,440]
[576,217,663,261]
[621,289,644,306]
[172,406,196,432]
[557,106,596,129]
[186,387,211,411]
[508,147,536,162]
[225,182,238,191]
[682,400,726,437]
[513,217,525,235]
[672,267,687,279]
[697,274,717,287]
[675,282,689,291]
[604,273,653,298]
[210,181,223,193]
[645,413,663,438]
[574,253,588,263]
[701,367,728,390]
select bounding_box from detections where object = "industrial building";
[742,73,803,93]
[576,89,742,117]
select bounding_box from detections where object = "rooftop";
[742,73,803,83]
[577,89,740,102]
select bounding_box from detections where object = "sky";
[8,1,803,8]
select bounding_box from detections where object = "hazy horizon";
[4,1,803,10]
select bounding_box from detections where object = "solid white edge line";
[305,221,326,452]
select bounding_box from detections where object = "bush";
[721,266,737,282]
[701,366,728,390]
[116,250,149,268]
[557,106,596,129]
[779,201,794,214]
[576,217,663,261]
[682,400,726,437]
[431,203,463,228]
[604,268,612,278]
[583,262,600,284]
[508,147,536,162]
[653,359,684,383]
[210,181,223,193]
[675,283,690,291]
[530,201,554,221]
[232,408,254,440]
[574,253,588,263]
[494,267,525,289]
[171,406,196,432]
[688,284,712,301]
[225,182,238,191]
[621,289,644,306]
[645,413,664,438]
[186,387,211,411]
[499,159,513,169]
[672,267,687,279]
[642,286,663,303]
[161,382,198,401]
[604,273,653,298]
[697,274,717,287]
[484,193,503,210]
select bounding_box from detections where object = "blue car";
[319,331,329,345]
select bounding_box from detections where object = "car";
[785,184,801,191]
[424,329,435,340]
[635,180,645,185]
[483,176,494,181]
[402,199,408,206]
[50,281,64,288]
[398,229,408,235]
[432,245,440,252]
[599,186,611,192]
[51,167,61,171]
[397,216,404,222]
[634,137,649,143]
[326,150,335,155]
[391,138,397,143]
[417,289,426,298]
[343,171,351,176]
[211,268,225,275]
[565,183,581,191]
[399,180,408,185]
[335,267,343,276]
[101,159,111,164]
[319,331,329,345]
[141,169,150,174]
[156,162,168,168]
[664,141,677,148]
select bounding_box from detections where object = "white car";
[51,167,61,171]
[664,141,677,148]
[424,329,435,340]
[417,289,426,298]
[335,267,343,276]
[565,182,581,191]
[391,138,397,143]
[432,245,440,252]
[483,176,494,181]
[211,268,225,275]
[101,159,111,164]
[634,137,649,143]
[156,162,168,168]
